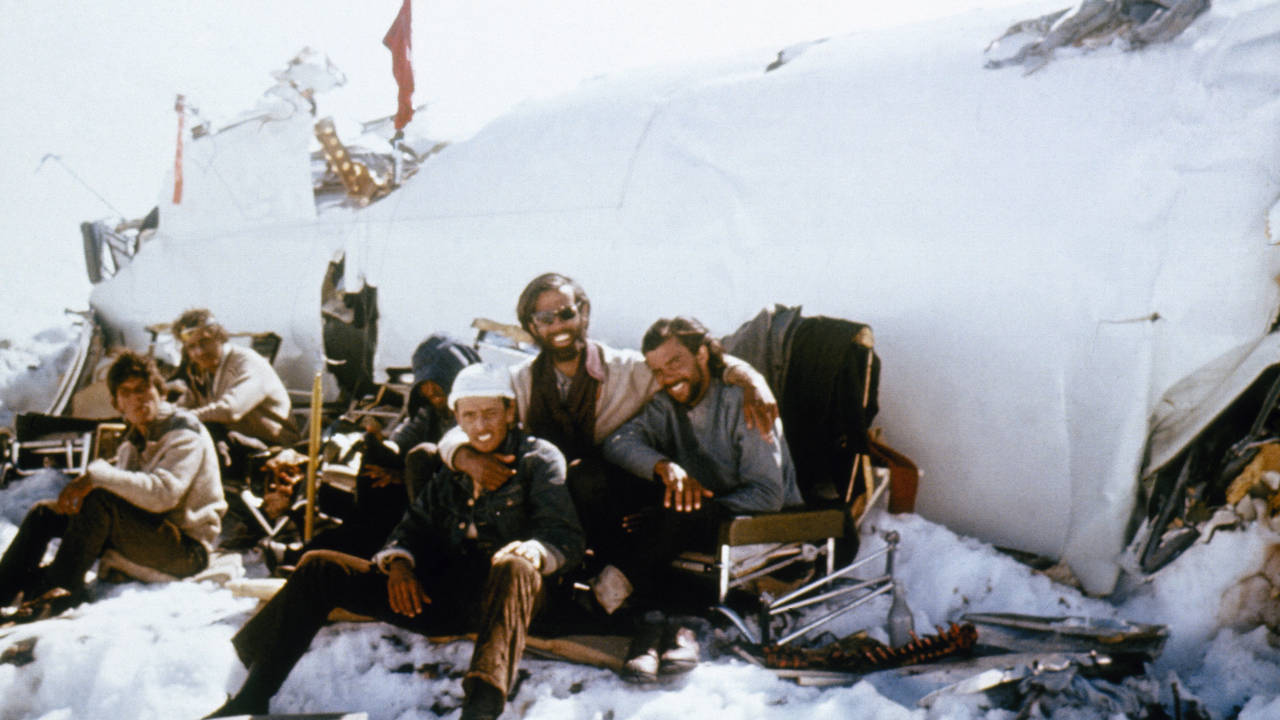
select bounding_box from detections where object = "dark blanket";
[782,317,880,505]
[722,306,880,506]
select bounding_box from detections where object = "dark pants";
[568,460,726,612]
[298,445,443,561]
[564,457,658,568]
[620,502,729,611]
[0,489,208,605]
[230,549,544,709]
[299,483,407,560]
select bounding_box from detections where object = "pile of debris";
[985,0,1211,73]
[731,609,1188,716]
[1126,349,1280,578]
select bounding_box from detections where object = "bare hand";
[361,465,402,489]
[655,460,713,513]
[455,447,516,492]
[54,476,94,515]
[741,381,779,439]
[386,559,431,617]
[492,540,545,571]
[621,507,657,535]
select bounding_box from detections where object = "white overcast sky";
[0,0,1044,337]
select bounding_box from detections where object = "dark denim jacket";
[382,428,583,574]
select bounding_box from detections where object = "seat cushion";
[720,509,845,545]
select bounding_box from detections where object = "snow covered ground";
[1,360,1279,719]
[1,459,1279,719]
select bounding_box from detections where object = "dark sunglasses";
[531,305,579,326]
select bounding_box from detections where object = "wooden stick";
[855,468,891,531]
[859,345,876,498]
[845,344,878,506]
[305,369,323,541]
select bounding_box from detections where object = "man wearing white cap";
[208,364,583,720]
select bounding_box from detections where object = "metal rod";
[884,531,899,577]
[770,575,891,615]
[718,543,731,601]
[35,154,124,217]
[712,606,760,646]
[728,551,810,589]
[772,544,890,607]
[775,582,894,646]
[737,543,803,571]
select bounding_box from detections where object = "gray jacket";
[602,379,804,514]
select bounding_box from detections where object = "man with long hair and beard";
[438,274,778,590]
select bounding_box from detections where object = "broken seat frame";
[706,510,901,647]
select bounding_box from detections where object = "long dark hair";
[515,273,591,335]
[641,316,725,378]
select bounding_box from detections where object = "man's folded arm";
[85,431,205,513]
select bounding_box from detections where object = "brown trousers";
[230,549,543,708]
[0,488,208,605]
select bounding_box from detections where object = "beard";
[666,367,707,406]
[549,340,584,363]
[537,326,586,363]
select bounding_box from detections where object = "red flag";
[383,0,414,131]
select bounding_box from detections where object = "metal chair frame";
[711,521,900,647]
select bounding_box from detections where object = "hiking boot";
[460,678,505,720]
[621,622,663,683]
[659,624,700,676]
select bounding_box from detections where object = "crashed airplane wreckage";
[10,0,1280,608]
[5,4,1271,713]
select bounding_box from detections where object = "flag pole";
[172,94,185,204]
[304,369,323,541]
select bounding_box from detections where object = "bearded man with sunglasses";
[438,273,778,585]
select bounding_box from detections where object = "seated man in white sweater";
[0,351,226,619]
[172,308,297,449]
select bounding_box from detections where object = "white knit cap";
[447,363,515,411]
